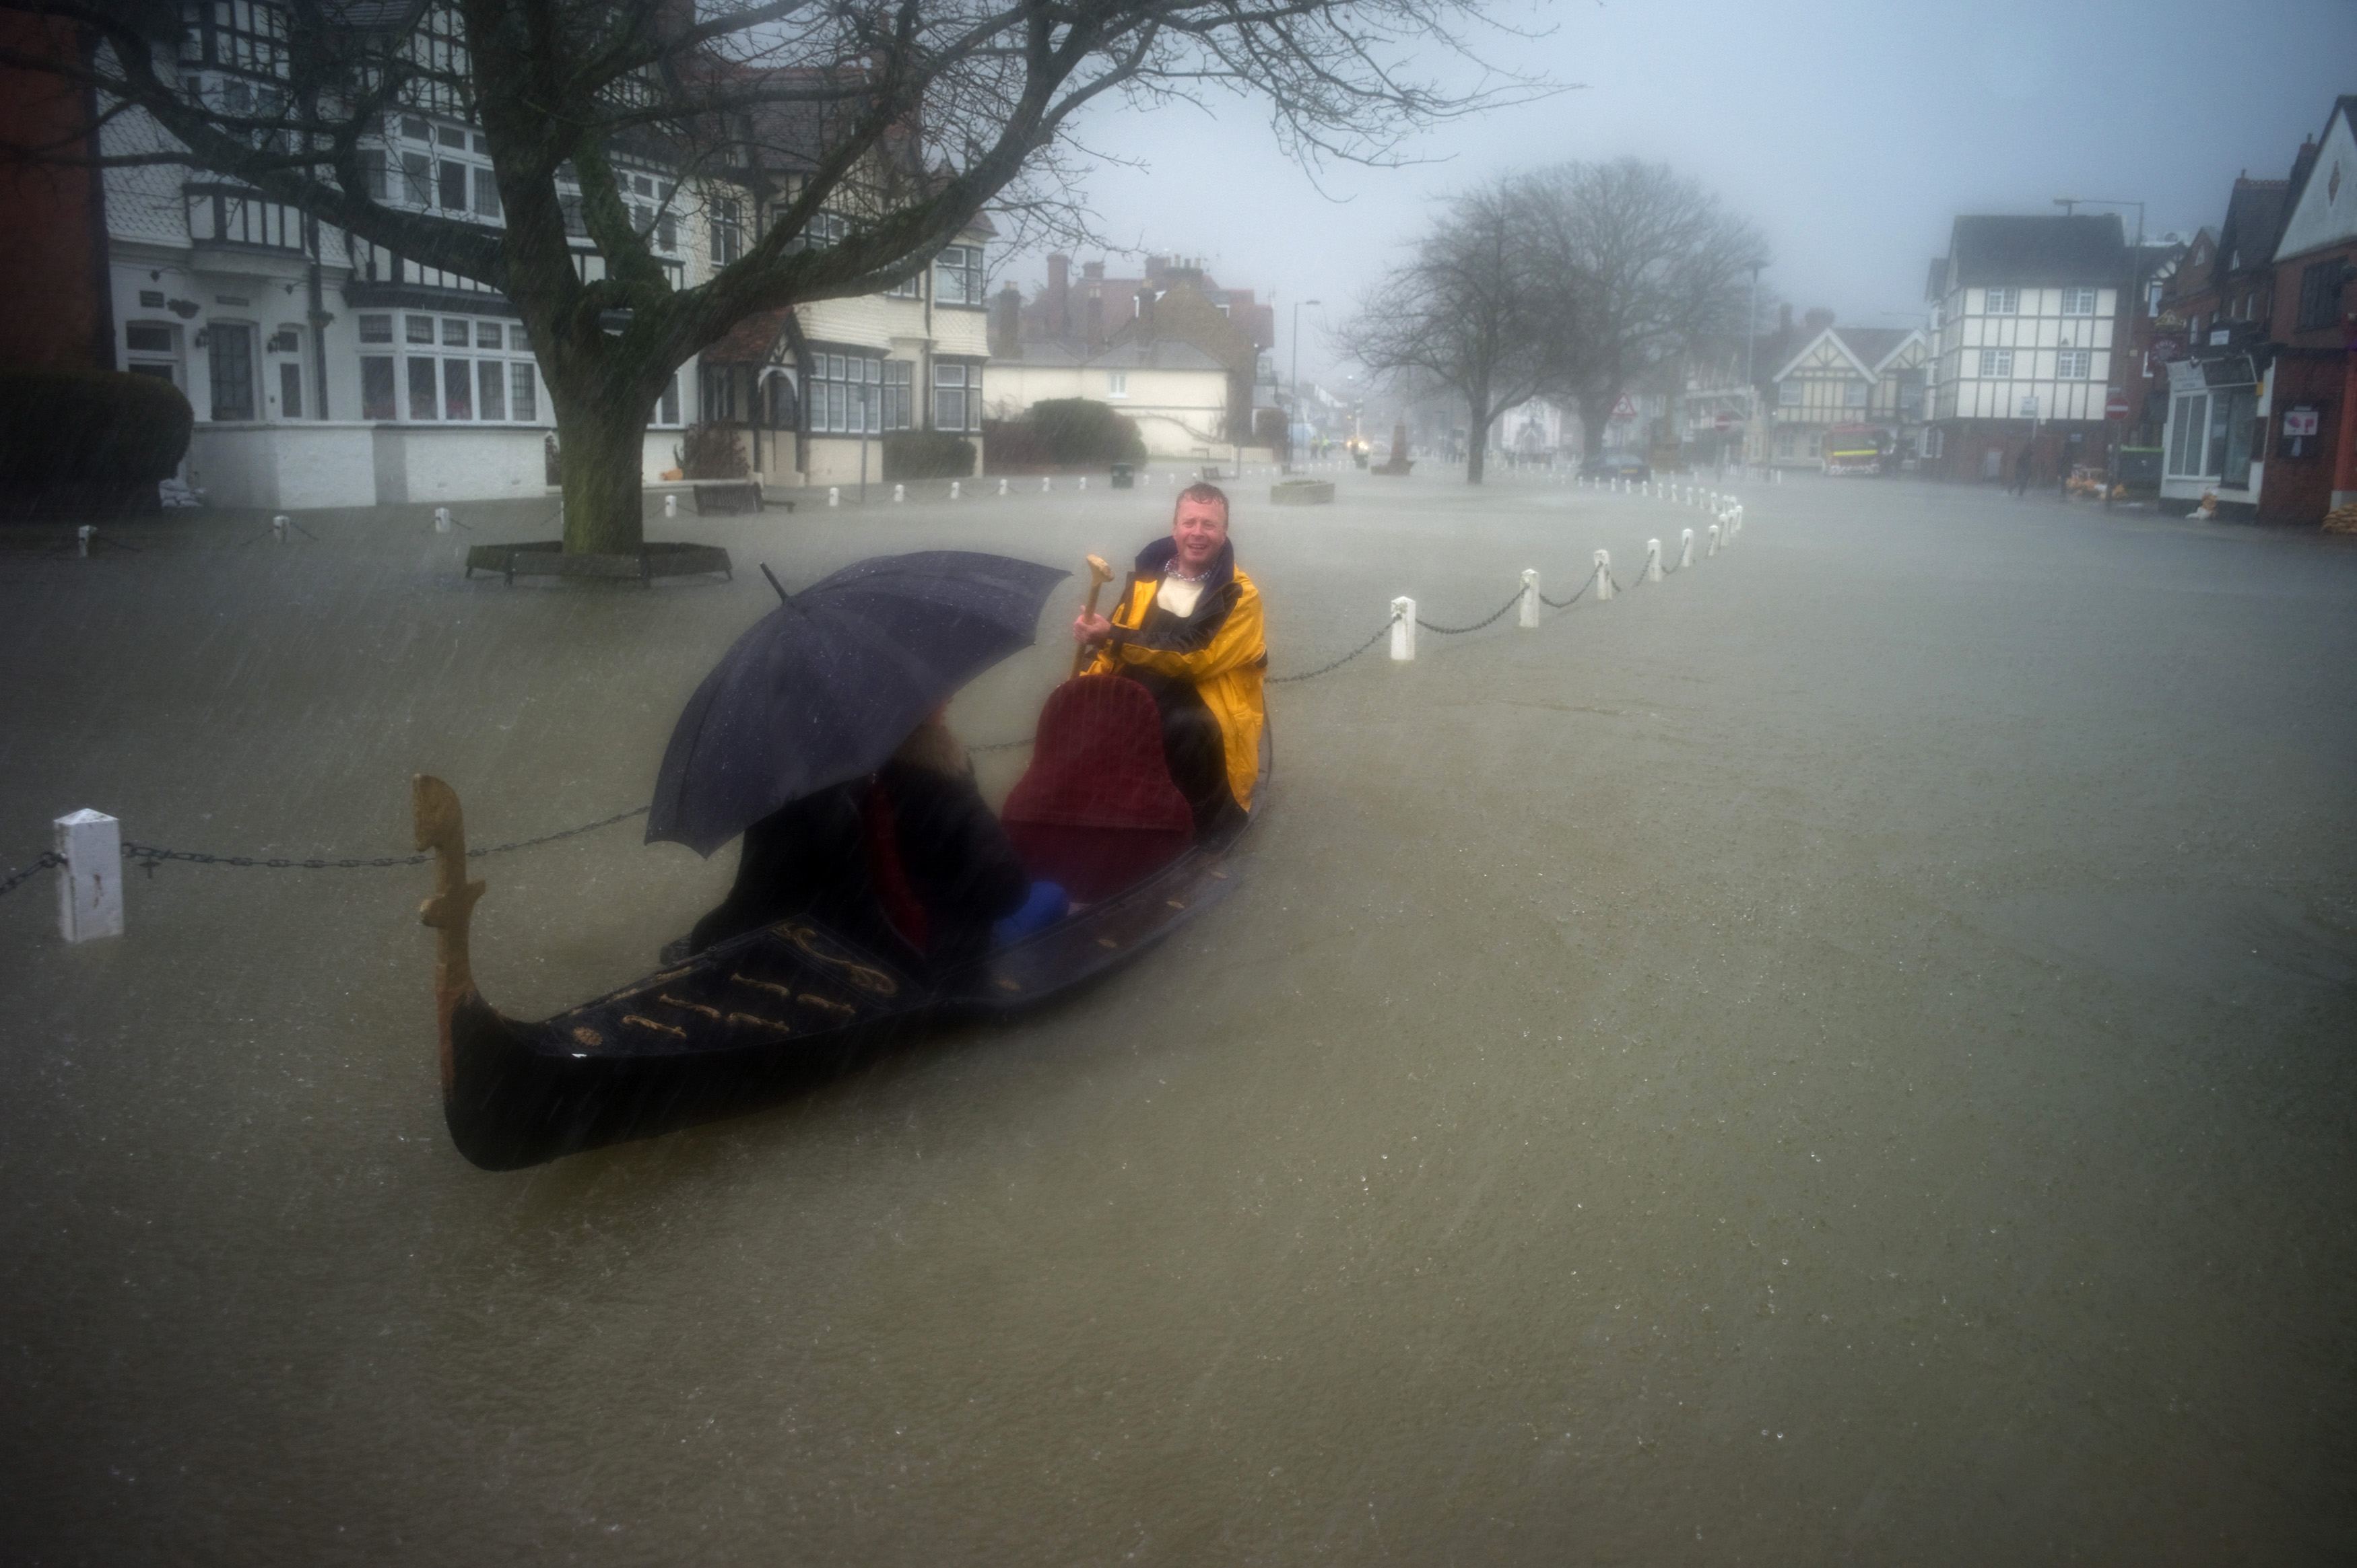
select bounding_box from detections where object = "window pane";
[510,362,536,421]
[126,322,174,353]
[472,166,500,217]
[401,151,430,204]
[407,356,437,419]
[475,322,502,349]
[361,355,395,419]
[2205,393,2231,475]
[278,360,302,419]
[477,359,504,420]
[407,315,434,345]
[441,318,468,346]
[660,374,679,425]
[442,357,471,419]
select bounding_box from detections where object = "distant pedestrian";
[2010,444,2033,496]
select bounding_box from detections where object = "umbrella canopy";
[647,551,1071,856]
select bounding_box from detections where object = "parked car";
[1579,451,1652,481]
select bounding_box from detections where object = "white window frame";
[1978,348,2013,378]
[1984,287,2020,314]
[2061,286,2098,316]
[1777,380,1802,405]
[2056,349,2092,380]
[933,244,984,307]
[1107,370,1129,399]
[376,314,540,423]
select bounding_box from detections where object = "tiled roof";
[1948,214,2128,285]
[701,306,792,366]
[1830,326,1911,370]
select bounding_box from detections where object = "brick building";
[0,9,120,370]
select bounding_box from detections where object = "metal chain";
[117,805,649,878]
[1540,566,1600,610]
[0,850,64,899]
[1267,613,1399,685]
[1415,589,1525,637]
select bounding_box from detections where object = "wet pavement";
[3,471,2354,1563]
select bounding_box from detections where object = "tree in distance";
[1342,158,1765,480]
[8,0,1543,553]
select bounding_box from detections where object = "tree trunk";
[1576,389,1615,458]
[1466,401,1490,484]
[547,374,656,555]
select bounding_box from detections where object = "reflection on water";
[2,479,2353,1562]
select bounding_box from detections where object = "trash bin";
[1110,463,1135,489]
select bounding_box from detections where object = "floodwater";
[2,472,2353,1563]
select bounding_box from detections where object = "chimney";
[1082,260,1104,281]
[1135,285,1156,342]
[1804,307,1834,333]
[1046,252,1069,335]
[991,283,1022,359]
[2290,134,2321,199]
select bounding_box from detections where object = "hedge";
[882,428,976,480]
[983,398,1147,473]
[0,368,193,487]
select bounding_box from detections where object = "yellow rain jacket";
[1083,537,1267,811]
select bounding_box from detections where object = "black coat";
[688,760,1028,973]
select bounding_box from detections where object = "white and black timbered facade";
[1923,214,2131,484]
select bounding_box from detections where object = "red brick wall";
[2259,351,2352,523]
[0,15,108,370]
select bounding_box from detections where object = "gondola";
[415,708,1265,1171]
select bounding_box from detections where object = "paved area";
[3,471,2354,1563]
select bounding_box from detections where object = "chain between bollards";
[0,850,65,899]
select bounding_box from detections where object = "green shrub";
[1026,398,1148,467]
[0,368,193,486]
[882,428,976,480]
[674,421,748,479]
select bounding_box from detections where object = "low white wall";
[189,423,380,509]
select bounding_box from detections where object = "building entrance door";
[208,324,256,420]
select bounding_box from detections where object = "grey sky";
[1023,0,2357,384]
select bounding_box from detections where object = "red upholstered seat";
[1001,675,1194,901]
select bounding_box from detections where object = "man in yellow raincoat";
[1071,482,1267,830]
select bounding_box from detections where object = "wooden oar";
[1072,553,1113,676]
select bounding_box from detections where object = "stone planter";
[464,540,733,586]
[1269,479,1335,506]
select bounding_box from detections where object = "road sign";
[1613,395,1638,419]
[2104,388,2130,419]
[2019,395,2040,419]
[1714,410,1738,430]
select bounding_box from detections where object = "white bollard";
[998,477,1009,497]
[663,493,677,519]
[1680,527,1694,568]
[1390,597,1416,661]
[76,524,94,557]
[1707,522,1721,555]
[273,514,290,543]
[893,483,905,503]
[54,809,123,943]
[1593,549,1613,601]
[1078,475,1088,491]
[1519,568,1541,629]
[950,481,961,501]
[433,506,452,534]
[1644,538,1663,582]
[828,486,840,508]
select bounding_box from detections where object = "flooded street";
[3,473,2354,1563]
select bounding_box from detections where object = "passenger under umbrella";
[685,708,1033,971]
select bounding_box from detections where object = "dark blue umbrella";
[647,550,1070,856]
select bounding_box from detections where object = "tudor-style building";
[1922,215,2131,484]
[86,1,988,508]
[2261,96,2357,524]
[1764,319,1927,469]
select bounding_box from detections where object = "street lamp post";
[2055,196,2146,506]
[1289,297,1321,473]
[1745,263,1762,471]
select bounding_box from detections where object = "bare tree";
[1519,159,1765,460]
[5,0,1539,552]
[1338,177,1547,484]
